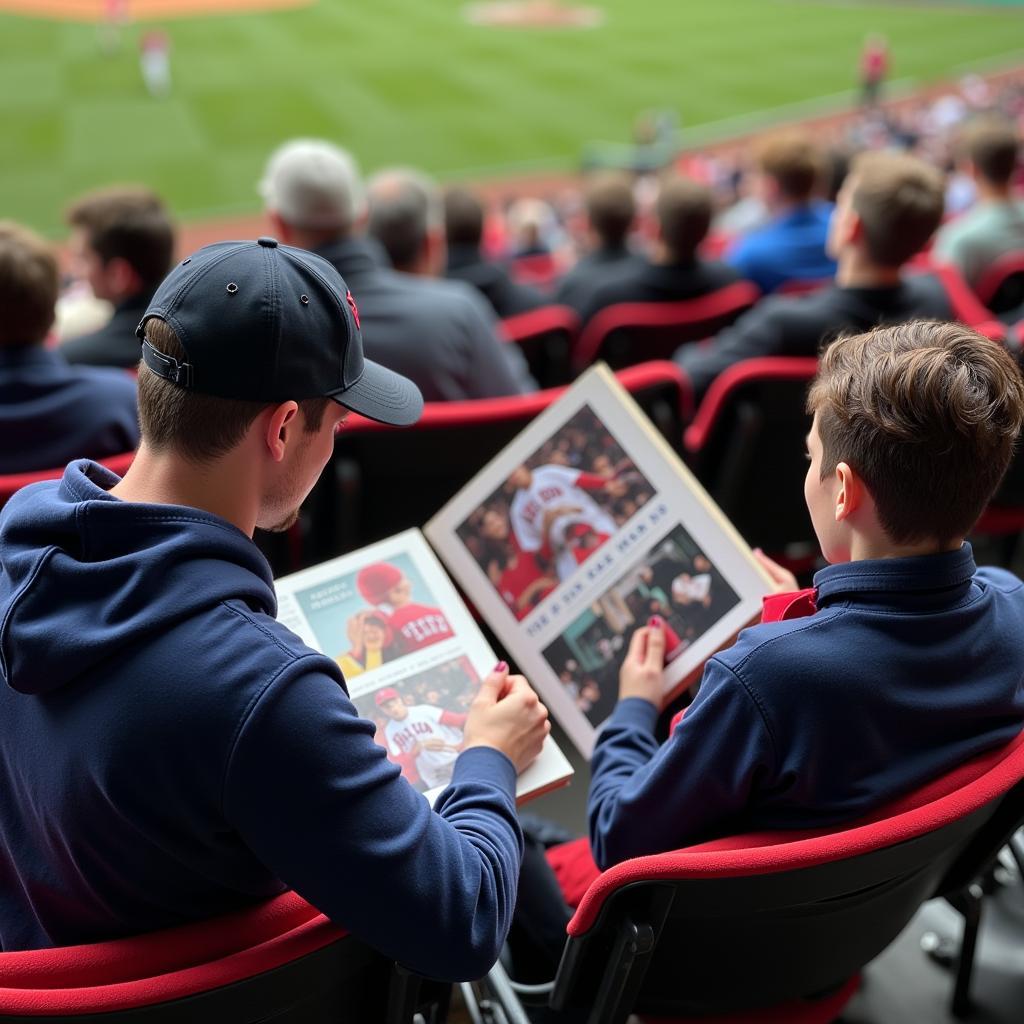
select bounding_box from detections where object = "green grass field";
[2,0,1024,235]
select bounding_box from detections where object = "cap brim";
[327,358,423,427]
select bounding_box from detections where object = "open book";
[278,364,773,798]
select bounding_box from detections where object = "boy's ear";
[263,401,300,462]
[834,461,863,522]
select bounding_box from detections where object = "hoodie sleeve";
[588,657,776,869]
[222,656,523,982]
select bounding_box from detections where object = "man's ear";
[268,211,291,244]
[106,256,143,299]
[264,401,300,462]
[834,461,863,522]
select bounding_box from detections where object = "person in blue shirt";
[726,130,837,293]
[513,320,1024,979]
[0,238,551,983]
[0,221,138,475]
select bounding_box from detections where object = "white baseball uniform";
[671,572,712,604]
[383,704,464,789]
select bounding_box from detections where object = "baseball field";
[2,0,1024,236]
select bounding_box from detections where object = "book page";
[426,365,774,757]
[276,528,572,805]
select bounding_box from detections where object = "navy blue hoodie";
[0,461,522,980]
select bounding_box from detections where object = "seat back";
[0,452,135,510]
[499,305,580,388]
[552,731,1024,1021]
[573,281,761,372]
[929,263,1006,339]
[0,892,396,1023]
[313,362,692,559]
[683,357,818,553]
[974,250,1024,315]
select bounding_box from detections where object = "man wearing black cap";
[0,238,551,983]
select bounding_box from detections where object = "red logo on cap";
[345,289,361,330]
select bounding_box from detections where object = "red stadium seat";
[310,362,693,558]
[0,891,440,1022]
[499,305,580,388]
[508,252,561,290]
[974,250,1024,316]
[476,730,1024,1024]
[0,451,135,510]
[928,263,1007,340]
[573,282,761,373]
[776,277,832,296]
[683,357,819,557]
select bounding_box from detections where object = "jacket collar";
[813,544,977,607]
[0,345,64,370]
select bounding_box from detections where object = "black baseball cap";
[136,237,423,426]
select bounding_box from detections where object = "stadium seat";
[499,305,580,388]
[928,263,1007,340]
[776,277,832,296]
[312,362,693,558]
[974,250,1024,318]
[0,891,444,1023]
[683,357,819,557]
[473,729,1024,1024]
[572,281,761,373]
[0,451,135,510]
[508,253,561,290]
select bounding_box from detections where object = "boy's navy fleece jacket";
[0,461,521,980]
[590,547,1024,869]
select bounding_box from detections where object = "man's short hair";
[655,175,712,262]
[0,221,58,348]
[584,173,635,249]
[754,131,823,202]
[367,168,442,272]
[444,187,485,249]
[138,319,331,463]
[808,321,1024,545]
[957,115,1020,187]
[65,187,175,291]
[259,139,365,234]
[848,151,945,267]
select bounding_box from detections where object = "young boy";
[588,320,1024,870]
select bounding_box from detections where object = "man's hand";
[463,662,551,773]
[618,618,666,707]
[753,548,799,593]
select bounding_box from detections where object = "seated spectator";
[515,321,1024,974]
[260,141,533,402]
[555,172,645,314]
[678,151,950,399]
[726,131,837,292]
[60,187,175,368]
[577,175,742,326]
[0,222,138,475]
[443,187,545,318]
[933,114,1024,295]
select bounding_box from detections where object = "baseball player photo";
[356,561,454,656]
[456,404,654,617]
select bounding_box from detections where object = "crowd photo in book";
[455,404,656,621]
[293,552,454,678]
[542,524,740,726]
[350,656,480,794]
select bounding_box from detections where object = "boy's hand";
[753,548,799,593]
[463,662,551,773]
[618,618,666,707]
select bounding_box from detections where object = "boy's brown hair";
[66,187,175,290]
[754,131,823,202]
[655,175,712,262]
[808,321,1024,545]
[585,173,635,249]
[957,115,1020,187]
[848,152,945,267]
[138,319,331,464]
[0,221,58,348]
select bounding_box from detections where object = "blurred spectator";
[576,175,741,325]
[726,131,837,292]
[0,222,138,474]
[678,152,949,397]
[505,198,557,257]
[555,172,644,314]
[443,187,545,318]
[61,187,175,369]
[260,141,533,402]
[933,115,1024,292]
